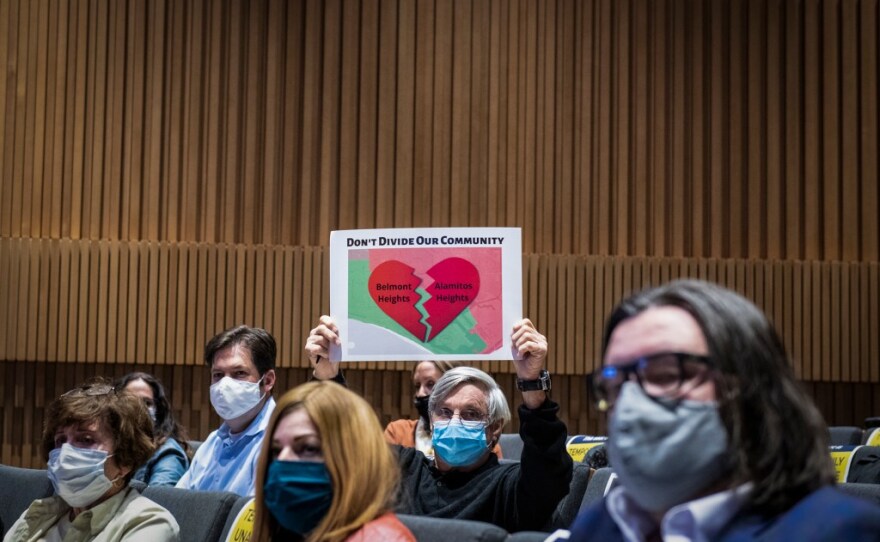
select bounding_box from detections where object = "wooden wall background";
[1,0,878,467]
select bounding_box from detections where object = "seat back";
[579,467,617,513]
[219,495,256,542]
[0,465,53,536]
[140,485,240,542]
[847,445,880,483]
[498,433,524,461]
[397,514,509,542]
[828,426,864,446]
[507,531,558,541]
[839,483,880,507]
[546,463,592,530]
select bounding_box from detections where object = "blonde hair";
[252,381,400,542]
[412,360,462,376]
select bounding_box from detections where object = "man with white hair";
[306,317,573,532]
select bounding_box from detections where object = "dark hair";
[42,378,155,484]
[204,325,277,375]
[115,372,192,457]
[602,279,835,515]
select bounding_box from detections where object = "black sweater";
[394,399,573,532]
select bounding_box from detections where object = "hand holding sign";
[305,315,341,379]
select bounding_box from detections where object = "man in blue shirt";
[176,325,277,496]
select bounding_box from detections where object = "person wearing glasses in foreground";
[306,317,573,532]
[4,379,179,542]
[570,280,880,541]
[251,381,415,542]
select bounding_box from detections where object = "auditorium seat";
[219,495,255,541]
[140,485,241,542]
[0,464,54,536]
[546,463,593,530]
[578,467,617,513]
[508,530,561,541]
[499,433,524,461]
[828,426,864,445]
[397,514,509,542]
[839,483,880,507]
[847,445,880,484]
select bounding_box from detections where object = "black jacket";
[395,399,573,532]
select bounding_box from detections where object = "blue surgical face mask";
[432,419,490,467]
[263,460,333,536]
[47,444,118,508]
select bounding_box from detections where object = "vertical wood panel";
[2,0,880,467]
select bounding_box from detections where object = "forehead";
[124,379,154,400]
[211,344,257,372]
[438,383,488,409]
[413,362,441,383]
[55,419,108,437]
[604,306,709,366]
[273,408,319,444]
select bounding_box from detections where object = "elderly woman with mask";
[570,280,880,541]
[4,379,179,542]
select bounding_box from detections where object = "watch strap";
[517,369,551,392]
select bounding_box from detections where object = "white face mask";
[210,376,265,420]
[47,444,117,508]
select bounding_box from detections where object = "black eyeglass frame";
[588,352,715,411]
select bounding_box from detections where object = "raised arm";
[304,315,343,380]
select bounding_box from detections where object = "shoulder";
[5,496,69,541]
[384,419,418,445]
[345,513,415,542]
[105,490,180,540]
[722,487,880,541]
[569,500,622,542]
[154,439,188,460]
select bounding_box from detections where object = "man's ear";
[262,369,277,393]
[488,421,504,446]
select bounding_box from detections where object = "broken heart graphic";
[368,258,480,342]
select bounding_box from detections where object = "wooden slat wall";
[1,238,878,382]
[0,0,876,259]
[2,0,880,467]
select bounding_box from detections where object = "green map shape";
[349,260,488,355]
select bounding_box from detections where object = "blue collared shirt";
[175,397,276,496]
[606,483,753,542]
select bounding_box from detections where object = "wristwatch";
[517,369,551,392]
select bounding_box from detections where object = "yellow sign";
[225,498,255,542]
[865,428,880,447]
[565,435,608,462]
[829,445,861,483]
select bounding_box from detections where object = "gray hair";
[428,367,511,428]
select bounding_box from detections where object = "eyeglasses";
[588,352,714,411]
[432,407,489,424]
[61,384,116,398]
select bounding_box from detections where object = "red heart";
[368,260,427,341]
[367,257,481,343]
[423,257,480,341]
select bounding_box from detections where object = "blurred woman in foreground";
[251,381,414,542]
